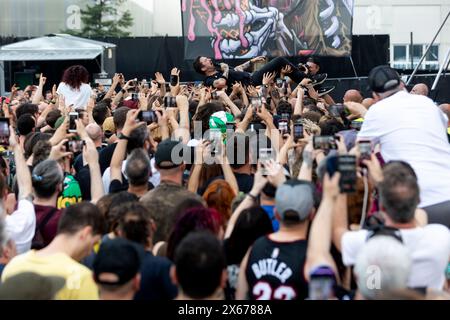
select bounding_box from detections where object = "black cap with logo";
[368,65,401,93]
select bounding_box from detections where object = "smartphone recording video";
[259,148,274,176]
[170,75,179,87]
[293,122,304,141]
[163,95,177,108]
[67,140,85,153]
[0,118,10,146]
[138,110,157,124]
[308,266,336,300]
[351,120,363,131]
[313,136,337,150]
[328,104,345,118]
[209,129,222,156]
[358,140,372,167]
[338,155,357,193]
[68,112,78,133]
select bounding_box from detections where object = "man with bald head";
[73,123,104,174]
[411,83,429,96]
[86,123,104,149]
[343,89,363,103]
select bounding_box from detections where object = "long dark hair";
[61,65,89,90]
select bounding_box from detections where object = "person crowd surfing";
[0,56,448,301]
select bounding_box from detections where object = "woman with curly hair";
[57,65,92,109]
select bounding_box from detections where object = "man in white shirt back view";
[358,65,450,227]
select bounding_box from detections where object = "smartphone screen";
[313,136,337,150]
[328,104,344,118]
[278,120,288,135]
[139,110,157,124]
[294,123,304,141]
[276,79,283,88]
[308,266,336,300]
[68,113,78,133]
[67,140,84,153]
[209,129,222,156]
[351,121,363,131]
[259,148,274,176]
[358,140,372,167]
[164,95,176,108]
[338,155,357,193]
[0,117,10,146]
[170,75,179,87]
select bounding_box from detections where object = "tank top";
[246,236,308,300]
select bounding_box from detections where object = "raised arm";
[103,73,121,101]
[31,73,46,105]
[217,91,241,116]
[304,173,340,281]
[10,127,32,200]
[175,95,191,145]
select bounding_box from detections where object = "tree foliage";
[64,0,133,37]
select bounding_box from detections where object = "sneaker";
[311,73,328,86]
[317,86,335,97]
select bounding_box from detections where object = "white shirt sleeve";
[102,167,111,194]
[357,108,383,140]
[341,230,368,266]
[5,199,36,254]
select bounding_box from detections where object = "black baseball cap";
[368,65,401,93]
[93,238,144,286]
[155,139,184,169]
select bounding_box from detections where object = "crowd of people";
[0,54,449,300]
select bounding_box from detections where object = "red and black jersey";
[245,236,308,300]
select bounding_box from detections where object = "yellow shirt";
[1,251,99,300]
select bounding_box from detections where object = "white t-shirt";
[358,90,450,207]
[56,82,92,110]
[341,224,450,290]
[5,199,36,254]
[102,158,160,193]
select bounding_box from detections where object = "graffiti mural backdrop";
[181,0,354,60]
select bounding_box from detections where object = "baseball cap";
[0,272,65,300]
[275,180,314,222]
[368,65,401,93]
[155,138,184,169]
[93,238,144,286]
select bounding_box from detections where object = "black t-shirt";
[73,146,103,173]
[134,252,178,300]
[99,143,117,174]
[246,236,308,300]
[109,179,154,195]
[204,70,252,88]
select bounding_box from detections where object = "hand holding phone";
[326,155,357,193]
[0,118,10,146]
[293,121,304,141]
[138,110,157,124]
[313,136,337,150]
[68,112,78,133]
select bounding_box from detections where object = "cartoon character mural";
[181,0,354,59]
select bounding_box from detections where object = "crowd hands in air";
[0,56,448,301]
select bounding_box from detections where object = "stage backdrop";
[181,0,354,60]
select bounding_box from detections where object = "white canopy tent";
[0,34,116,95]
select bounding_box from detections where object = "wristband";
[247,193,258,201]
